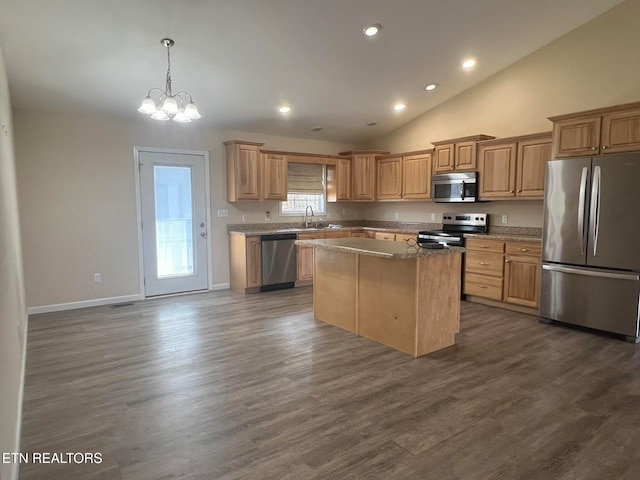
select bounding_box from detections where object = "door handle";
[200,232,207,238]
[577,166,588,256]
[589,166,601,256]
[200,222,205,228]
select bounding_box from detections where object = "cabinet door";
[297,246,315,282]
[376,157,403,200]
[262,153,287,200]
[433,144,455,173]
[336,158,351,200]
[352,154,376,201]
[516,136,551,199]
[478,142,517,199]
[454,141,477,170]
[552,116,601,158]
[503,254,540,308]
[395,233,416,243]
[601,108,640,154]
[234,144,262,200]
[402,153,431,199]
[246,236,262,288]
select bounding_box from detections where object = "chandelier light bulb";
[173,111,192,123]
[184,102,201,119]
[161,96,179,114]
[138,96,157,114]
[151,110,170,121]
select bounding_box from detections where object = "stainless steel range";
[418,213,488,247]
[418,213,488,298]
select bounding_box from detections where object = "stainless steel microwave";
[431,172,478,202]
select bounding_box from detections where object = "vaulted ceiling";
[0,0,624,143]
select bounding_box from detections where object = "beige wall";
[14,110,361,309]
[365,0,640,227]
[0,45,27,480]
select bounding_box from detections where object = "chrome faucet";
[304,205,314,228]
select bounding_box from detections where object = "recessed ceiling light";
[311,126,323,132]
[461,58,476,70]
[278,106,291,114]
[366,121,378,127]
[394,103,406,112]
[363,24,382,37]
[425,83,437,91]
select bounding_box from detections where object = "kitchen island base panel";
[313,249,357,333]
[312,245,462,357]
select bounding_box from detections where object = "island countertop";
[295,237,464,259]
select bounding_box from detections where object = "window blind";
[287,163,324,194]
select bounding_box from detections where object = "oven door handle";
[461,181,466,201]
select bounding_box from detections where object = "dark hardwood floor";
[19,287,640,479]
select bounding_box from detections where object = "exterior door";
[138,150,209,296]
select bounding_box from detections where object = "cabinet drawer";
[466,237,505,253]
[395,233,416,243]
[297,233,325,240]
[464,273,503,300]
[324,231,350,238]
[375,232,396,241]
[465,251,504,277]
[505,241,541,257]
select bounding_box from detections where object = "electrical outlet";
[94,273,101,283]
[502,214,508,224]
[430,213,436,221]
[265,211,271,221]
[241,214,248,222]
[217,209,229,217]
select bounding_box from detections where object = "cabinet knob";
[592,147,598,151]
[505,259,510,263]
[479,262,490,266]
[517,189,522,193]
[602,145,608,150]
[510,190,514,193]
[478,285,488,289]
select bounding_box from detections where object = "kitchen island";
[295,237,464,357]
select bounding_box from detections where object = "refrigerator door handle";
[577,166,588,255]
[542,264,640,281]
[589,165,601,256]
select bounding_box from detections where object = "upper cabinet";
[478,132,551,200]
[225,141,287,201]
[432,135,495,173]
[339,150,389,201]
[225,141,264,201]
[376,151,433,201]
[549,102,640,158]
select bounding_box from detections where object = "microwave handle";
[461,181,466,201]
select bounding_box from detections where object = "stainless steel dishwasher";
[260,233,297,291]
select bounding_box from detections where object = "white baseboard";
[27,294,144,315]
[212,283,230,291]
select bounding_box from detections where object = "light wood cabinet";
[550,102,640,158]
[297,232,325,283]
[262,153,287,200]
[376,151,432,201]
[478,133,551,200]
[503,242,541,308]
[464,237,542,312]
[229,234,262,294]
[376,157,403,200]
[432,135,495,173]
[349,230,367,238]
[339,150,389,202]
[375,232,396,241]
[225,141,264,201]
[335,158,351,201]
[394,233,417,243]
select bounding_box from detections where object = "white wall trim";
[27,294,143,316]
[212,283,230,291]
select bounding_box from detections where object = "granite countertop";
[295,238,464,259]
[465,233,542,243]
[228,226,420,236]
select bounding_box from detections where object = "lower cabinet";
[229,234,262,294]
[296,232,325,283]
[464,237,541,312]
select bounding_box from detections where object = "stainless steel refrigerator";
[540,153,640,341]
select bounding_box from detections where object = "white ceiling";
[0,0,625,144]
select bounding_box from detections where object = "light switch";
[217,209,229,217]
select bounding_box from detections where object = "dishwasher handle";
[261,233,297,242]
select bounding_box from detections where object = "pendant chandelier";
[138,38,201,123]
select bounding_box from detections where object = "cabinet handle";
[480,245,489,248]
[479,262,490,266]
[478,285,488,289]
[519,248,529,252]
[505,259,510,263]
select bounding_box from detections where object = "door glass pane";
[154,166,194,278]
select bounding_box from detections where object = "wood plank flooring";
[19,287,640,479]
